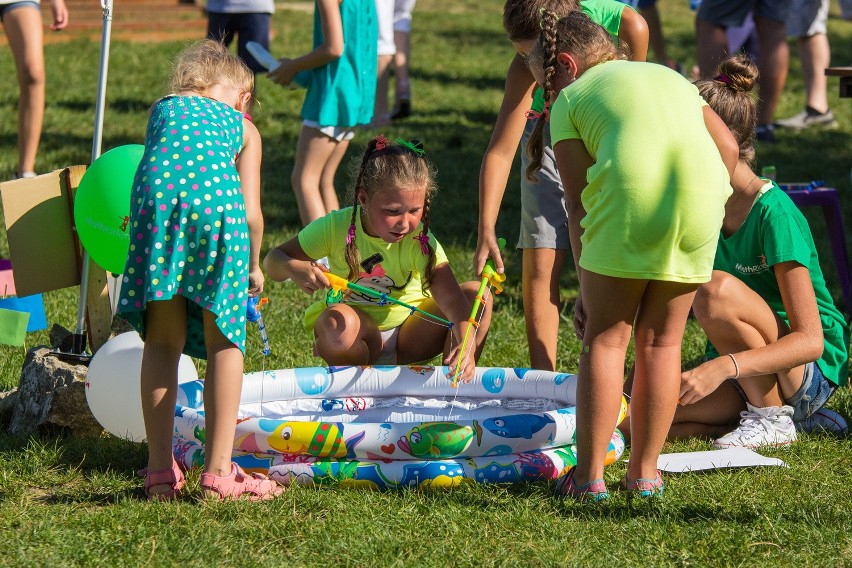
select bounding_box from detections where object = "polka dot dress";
[117,95,250,359]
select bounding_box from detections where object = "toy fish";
[397,421,483,458]
[482,414,555,439]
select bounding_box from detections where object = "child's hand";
[268,58,299,86]
[291,260,331,295]
[678,357,732,406]
[445,321,476,383]
[248,268,265,297]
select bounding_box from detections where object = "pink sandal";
[553,467,609,501]
[143,460,185,501]
[200,463,282,501]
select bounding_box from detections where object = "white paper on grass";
[656,447,787,472]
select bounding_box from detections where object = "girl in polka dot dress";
[117,40,281,501]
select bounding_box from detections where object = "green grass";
[0,0,851,565]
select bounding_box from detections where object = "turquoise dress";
[117,95,251,359]
[300,0,378,128]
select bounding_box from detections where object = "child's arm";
[553,139,594,340]
[268,0,344,86]
[238,118,265,296]
[475,57,537,275]
[703,106,739,179]
[263,236,331,294]
[617,7,649,62]
[679,263,825,405]
[430,262,480,380]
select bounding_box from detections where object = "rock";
[8,346,103,438]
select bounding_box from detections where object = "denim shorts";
[0,1,40,21]
[730,361,836,421]
[785,0,828,37]
[517,118,570,250]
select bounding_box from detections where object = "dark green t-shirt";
[708,181,850,386]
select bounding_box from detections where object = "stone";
[8,346,103,437]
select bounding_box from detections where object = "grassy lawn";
[1,0,851,565]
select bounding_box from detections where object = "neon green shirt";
[530,0,627,113]
[298,207,449,333]
[550,60,731,283]
[710,182,850,386]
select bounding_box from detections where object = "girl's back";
[301,0,378,127]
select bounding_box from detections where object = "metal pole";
[71,0,113,356]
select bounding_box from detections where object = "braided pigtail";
[525,8,558,182]
[345,138,381,281]
[418,192,436,294]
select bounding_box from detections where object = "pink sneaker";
[553,467,609,501]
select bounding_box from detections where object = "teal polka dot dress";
[117,95,250,359]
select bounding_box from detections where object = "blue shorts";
[698,0,791,26]
[0,1,39,21]
[207,12,271,74]
[618,0,657,8]
[729,361,836,422]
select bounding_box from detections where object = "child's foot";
[200,463,283,501]
[553,467,609,501]
[622,470,664,498]
[143,460,185,501]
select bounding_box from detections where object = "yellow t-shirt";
[550,60,731,283]
[298,207,449,333]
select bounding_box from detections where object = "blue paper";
[0,294,47,332]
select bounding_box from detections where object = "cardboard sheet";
[657,447,787,472]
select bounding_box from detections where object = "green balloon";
[74,144,144,274]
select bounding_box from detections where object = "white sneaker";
[795,407,849,436]
[712,403,797,449]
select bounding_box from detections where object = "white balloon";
[85,331,198,442]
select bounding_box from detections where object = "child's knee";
[315,306,361,349]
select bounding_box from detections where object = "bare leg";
[4,6,45,175]
[315,304,381,364]
[373,54,393,127]
[754,16,789,126]
[798,33,830,113]
[522,248,566,371]
[640,5,672,66]
[201,309,245,478]
[627,280,698,482]
[318,136,348,215]
[572,272,646,487]
[140,297,187,496]
[696,16,729,78]
[393,30,411,103]
[291,125,344,225]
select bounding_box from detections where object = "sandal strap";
[554,467,609,500]
[144,460,185,499]
[200,464,280,501]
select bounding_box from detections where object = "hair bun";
[718,54,758,93]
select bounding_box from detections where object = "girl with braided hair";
[264,136,492,380]
[527,11,738,500]
[476,0,649,373]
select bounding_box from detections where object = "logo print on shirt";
[735,254,769,275]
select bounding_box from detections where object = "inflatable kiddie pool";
[173,365,626,489]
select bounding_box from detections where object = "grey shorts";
[517,118,570,250]
[698,0,791,26]
[786,0,828,37]
[729,361,836,422]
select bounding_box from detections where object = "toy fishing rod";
[450,238,506,388]
[323,272,453,327]
[246,296,271,356]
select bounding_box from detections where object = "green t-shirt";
[709,182,850,386]
[550,60,730,283]
[530,0,627,113]
[298,207,449,333]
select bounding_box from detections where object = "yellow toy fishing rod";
[450,238,506,388]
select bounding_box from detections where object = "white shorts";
[376,0,397,56]
[393,0,416,33]
[786,0,828,36]
[376,326,401,365]
[302,120,355,142]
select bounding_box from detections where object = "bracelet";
[728,353,740,379]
